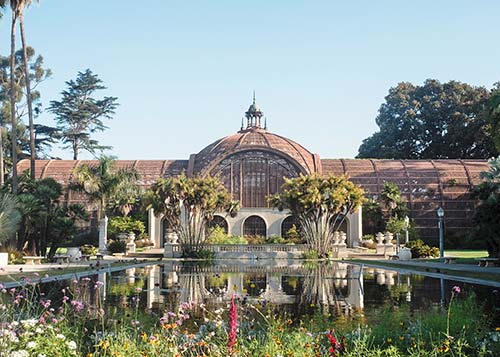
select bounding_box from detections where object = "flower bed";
[0,278,499,356]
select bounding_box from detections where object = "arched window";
[243,215,267,238]
[281,216,301,239]
[208,215,228,233]
[210,150,303,208]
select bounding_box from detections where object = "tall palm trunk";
[19,12,35,179]
[10,11,18,194]
[0,126,4,186]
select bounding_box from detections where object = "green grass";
[444,250,489,259]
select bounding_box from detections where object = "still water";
[33,261,500,324]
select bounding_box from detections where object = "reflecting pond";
[30,261,500,325]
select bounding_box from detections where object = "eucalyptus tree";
[71,156,138,233]
[269,174,364,257]
[145,174,239,255]
[49,70,118,160]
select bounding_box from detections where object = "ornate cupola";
[241,92,266,131]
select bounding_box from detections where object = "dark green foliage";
[484,84,500,152]
[48,69,118,160]
[362,198,384,235]
[107,240,126,254]
[181,248,215,260]
[16,173,88,257]
[406,239,439,258]
[0,191,20,244]
[358,79,497,159]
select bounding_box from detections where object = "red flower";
[228,295,238,355]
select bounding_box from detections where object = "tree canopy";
[145,174,239,255]
[49,69,118,160]
[71,156,138,221]
[269,174,364,256]
[357,79,497,159]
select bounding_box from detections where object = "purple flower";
[452,286,461,294]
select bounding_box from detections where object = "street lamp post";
[404,215,410,244]
[437,207,445,260]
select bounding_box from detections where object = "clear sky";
[1,0,499,160]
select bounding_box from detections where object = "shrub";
[266,235,287,244]
[107,240,127,254]
[2,248,25,264]
[406,239,439,258]
[108,216,145,238]
[206,226,247,244]
[80,244,98,256]
[285,224,303,244]
[245,235,265,244]
[70,230,99,247]
[182,249,215,259]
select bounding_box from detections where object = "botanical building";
[18,98,489,247]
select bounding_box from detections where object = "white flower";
[10,350,29,357]
[21,319,38,328]
[55,333,66,340]
[26,341,37,349]
[35,327,43,334]
[37,354,46,357]
[66,340,77,350]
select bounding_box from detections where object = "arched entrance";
[208,215,229,233]
[243,215,267,238]
[281,216,302,242]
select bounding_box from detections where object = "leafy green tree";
[357,80,497,159]
[49,69,118,160]
[269,174,364,257]
[471,157,500,257]
[71,156,139,239]
[145,174,239,255]
[483,84,500,152]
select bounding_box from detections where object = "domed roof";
[192,127,319,175]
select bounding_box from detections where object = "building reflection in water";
[98,262,383,317]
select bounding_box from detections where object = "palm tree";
[0,190,21,245]
[71,156,139,232]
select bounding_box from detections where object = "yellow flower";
[386,337,392,344]
[286,319,293,325]
[399,335,405,341]
[496,327,500,331]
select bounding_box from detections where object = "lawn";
[444,250,489,258]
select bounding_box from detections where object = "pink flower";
[71,300,84,313]
[228,295,238,355]
[452,286,461,294]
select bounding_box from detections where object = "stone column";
[98,216,108,254]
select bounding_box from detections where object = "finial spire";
[264,117,267,130]
[253,90,256,104]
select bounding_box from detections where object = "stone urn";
[66,247,81,262]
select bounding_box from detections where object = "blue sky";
[1,0,499,160]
